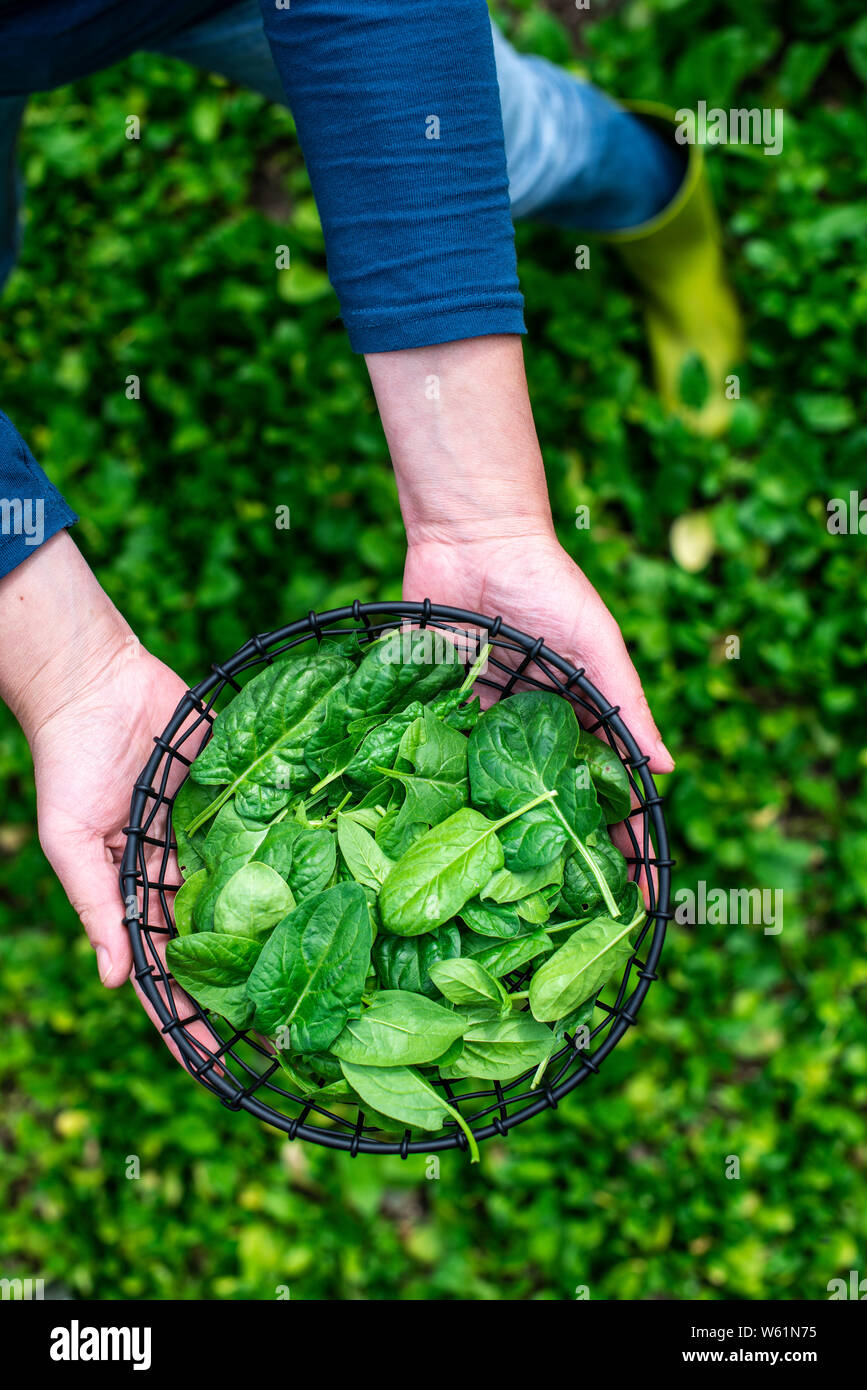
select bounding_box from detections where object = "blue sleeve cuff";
[0,410,78,580]
[345,302,526,354]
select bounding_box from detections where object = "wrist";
[403,507,555,550]
[366,335,555,548]
[0,532,134,740]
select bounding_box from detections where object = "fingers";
[132,947,228,1080]
[42,828,132,987]
[610,817,658,913]
[571,599,675,777]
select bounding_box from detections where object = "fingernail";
[655,738,675,767]
[96,946,113,984]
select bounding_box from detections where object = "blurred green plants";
[0,0,865,1300]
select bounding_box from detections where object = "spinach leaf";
[343,702,424,788]
[377,705,469,834]
[331,991,465,1066]
[337,1060,479,1161]
[459,897,525,939]
[560,835,628,919]
[173,868,207,937]
[372,924,462,997]
[172,780,214,878]
[379,791,556,936]
[428,957,510,1011]
[336,813,394,890]
[426,642,489,731]
[495,809,568,874]
[552,995,598,1043]
[188,650,354,829]
[214,861,295,941]
[430,1037,465,1069]
[430,690,481,732]
[576,728,631,823]
[303,1050,346,1085]
[193,809,333,934]
[193,801,274,931]
[246,882,371,1047]
[302,681,353,779]
[615,880,645,921]
[375,798,427,861]
[442,1013,556,1082]
[469,692,618,914]
[166,930,261,986]
[200,800,270,873]
[362,884,381,941]
[166,933,262,1030]
[463,929,554,979]
[469,688,576,815]
[514,891,551,925]
[345,804,385,831]
[308,702,426,796]
[481,856,564,905]
[528,896,645,1022]
[274,1051,320,1097]
[343,628,463,722]
[180,982,254,1031]
[273,1048,349,1100]
[346,710,393,740]
[353,779,391,811]
[255,822,337,901]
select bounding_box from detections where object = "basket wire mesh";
[120,601,672,1157]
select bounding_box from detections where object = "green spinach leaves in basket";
[166,633,644,1158]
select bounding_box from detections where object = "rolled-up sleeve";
[259,0,525,352]
[0,412,78,579]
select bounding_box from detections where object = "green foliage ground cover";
[0,0,865,1299]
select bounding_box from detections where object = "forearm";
[366,336,555,547]
[0,531,131,741]
[260,0,524,353]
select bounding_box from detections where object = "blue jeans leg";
[153,6,684,232]
[490,25,684,231]
[154,9,685,231]
[149,0,287,106]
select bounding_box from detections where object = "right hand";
[28,632,189,987]
[0,532,188,987]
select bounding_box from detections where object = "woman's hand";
[404,530,673,774]
[367,333,673,772]
[0,532,188,986]
[29,638,189,987]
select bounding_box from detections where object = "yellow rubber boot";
[603,101,743,437]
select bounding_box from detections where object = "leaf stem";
[458,643,492,697]
[552,807,621,917]
[531,1051,553,1089]
[186,792,291,839]
[492,789,558,833]
[185,784,232,836]
[306,790,352,828]
[443,1099,480,1163]
[309,766,346,796]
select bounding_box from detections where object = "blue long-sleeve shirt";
[0,0,524,578]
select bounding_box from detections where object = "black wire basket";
[120,601,672,1157]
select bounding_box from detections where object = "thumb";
[43,829,133,987]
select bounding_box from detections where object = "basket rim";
[120,599,672,1156]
